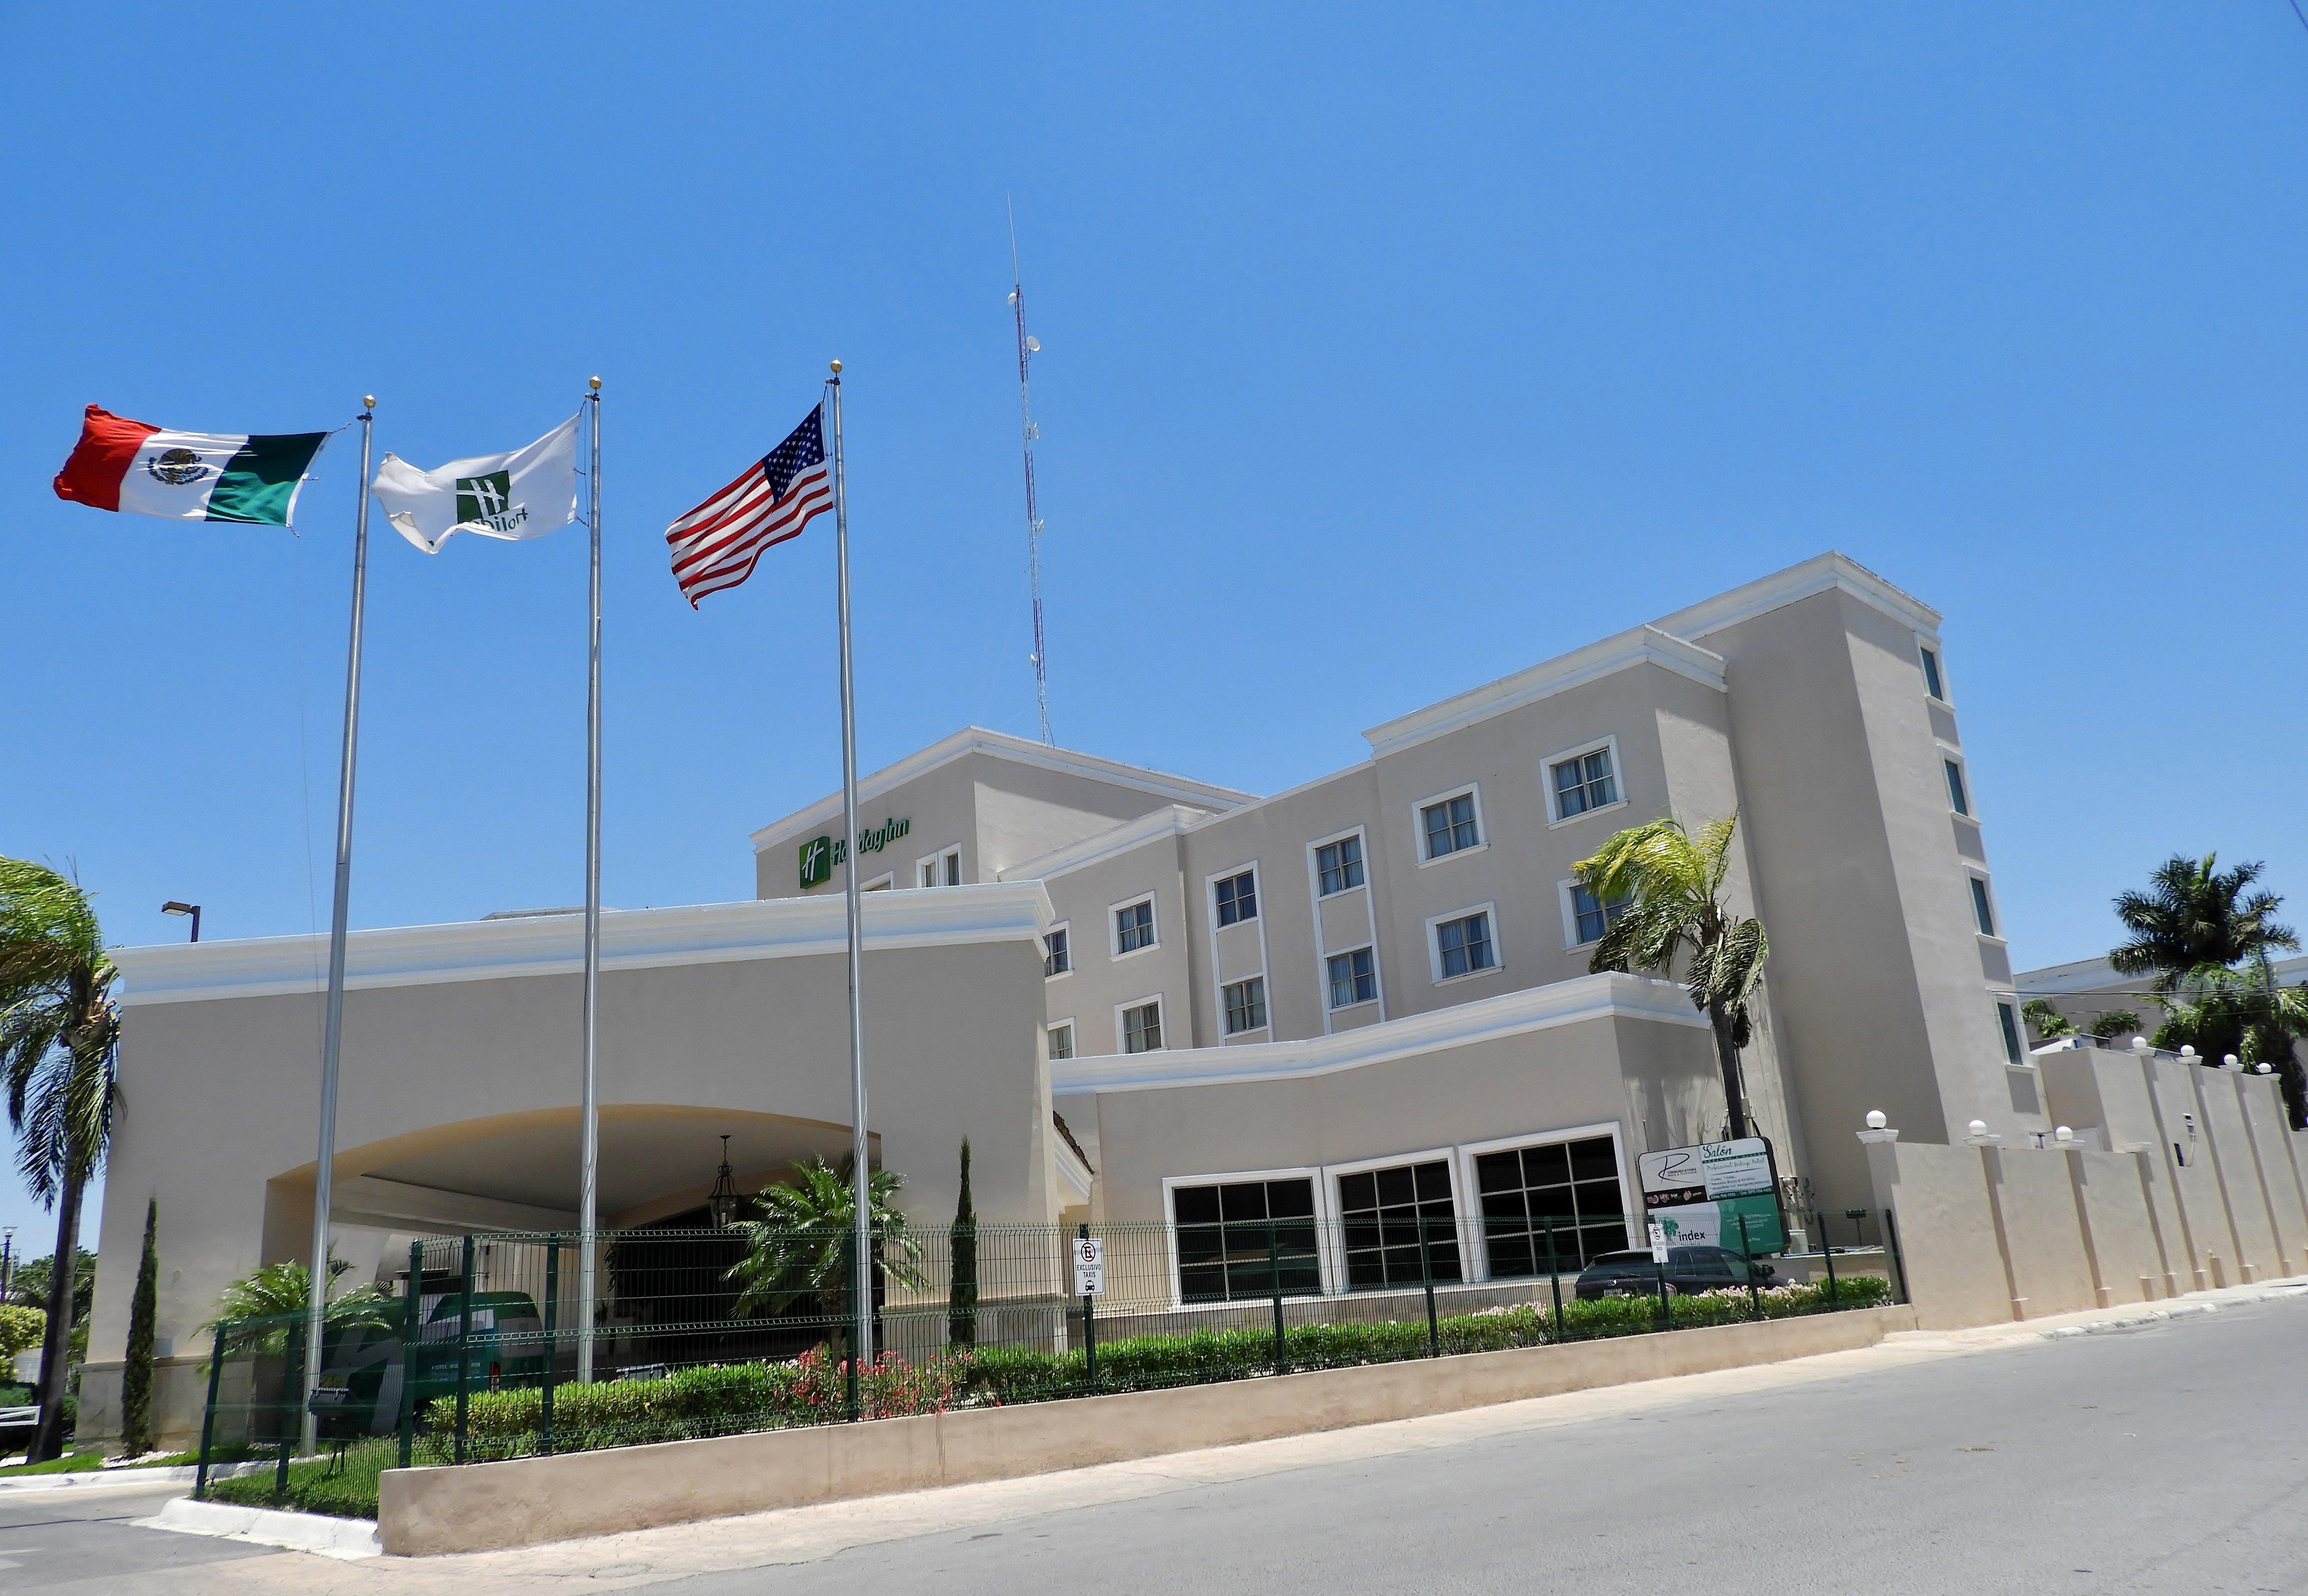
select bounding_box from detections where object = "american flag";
[665,405,833,606]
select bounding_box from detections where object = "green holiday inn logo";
[799,835,833,889]
[455,469,528,535]
[798,816,912,889]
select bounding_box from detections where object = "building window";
[862,874,894,892]
[1215,870,1258,927]
[1316,835,1365,896]
[918,849,963,888]
[1115,898,1156,955]
[1473,1135,1628,1275]
[1551,747,1618,820]
[1998,1001,2024,1064]
[1047,1021,1074,1061]
[1122,1000,1163,1054]
[1944,759,1971,817]
[1327,947,1377,1009]
[1434,911,1495,980]
[1569,883,1628,946]
[1223,976,1267,1035]
[1970,878,1996,938]
[1044,925,1071,977]
[1337,1160,1462,1290]
[1421,792,1480,859]
[1920,645,1946,702]
[1172,1177,1321,1303]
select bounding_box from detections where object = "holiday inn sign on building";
[799,816,912,888]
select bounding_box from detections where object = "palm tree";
[0,858,122,1463]
[2110,854,2297,993]
[2110,854,2307,1125]
[725,1154,924,1355]
[201,1258,393,1358]
[1577,816,1769,1141]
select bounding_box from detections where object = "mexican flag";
[53,404,329,527]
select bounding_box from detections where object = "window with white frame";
[1567,881,1629,947]
[1121,999,1163,1054]
[861,874,894,892]
[1944,758,1971,817]
[1920,644,1947,702]
[918,849,961,888]
[1044,924,1071,977]
[1046,1020,1074,1061]
[1337,1160,1461,1289]
[1315,833,1365,896]
[1327,946,1377,1009]
[1222,976,1267,1035]
[1970,877,1996,938]
[1215,869,1258,927]
[1421,792,1481,859]
[1549,745,1619,820]
[1471,1135,1628,1275]
[1432,910,1496,980]
[1170,1177,1321,1302]
[1114,897,1156,955]
[1998,1001,2025,1064]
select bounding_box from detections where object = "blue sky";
[4,4,2305,1253]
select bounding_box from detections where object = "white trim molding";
[748,726,1255,853]
[1055,972,1706,1093]
[1363,626,1726,759]
[1648,551,1943,643]
[1000,805,1211,883]
[113,883,1057,1007]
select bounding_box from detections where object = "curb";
[2037,1303,2219,1340]
[137,1495,382,1559]
[0,1459,267,1494]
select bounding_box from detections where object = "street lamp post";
[1,1228,15,1301]
[160,902,202,942]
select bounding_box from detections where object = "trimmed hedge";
[411,1277,1888,1462]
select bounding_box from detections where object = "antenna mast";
[1008,198,1053,745]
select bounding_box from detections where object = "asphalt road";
[661,1292,2308,1596]
[0,1480,269,1585]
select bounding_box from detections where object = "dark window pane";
[1475,1151,1521,1194]
[1527,1143,1571,1186]
[1267,1178,1316,1219]
[1219,1182,1270,1222]
[1416,1162,1452,1201]
[1173,1185,1221,1227]
[1339,1171,1375,1211]
[1375,1165,1415,1206]
[1568,1137,1618,1183]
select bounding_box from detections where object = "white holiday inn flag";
[370,416,580,554]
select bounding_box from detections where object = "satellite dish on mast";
[1025,336,1041,353]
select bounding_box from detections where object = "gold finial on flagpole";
[588,375,602,391]
[829,359,842,375]
[362,395,376,410]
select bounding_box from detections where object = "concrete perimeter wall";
[379,1305,1912,1555]
[1861,1058,2308,1329]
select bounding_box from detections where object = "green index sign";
[798,816,912,889]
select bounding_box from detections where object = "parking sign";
[1072,1236,1105,1296]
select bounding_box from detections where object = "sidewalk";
[80,1275,2306,1596]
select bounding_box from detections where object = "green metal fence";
[192,1205,1905,1489]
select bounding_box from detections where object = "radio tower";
[1008,199,1053,746]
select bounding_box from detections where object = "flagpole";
[578,376,604,1384]
[302,396,376,1451]
[828,361,872,1385]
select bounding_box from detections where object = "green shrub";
[395,1276,1891,1463]
[0,1305,43,1362]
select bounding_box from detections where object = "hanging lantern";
[707,1135,742,1227]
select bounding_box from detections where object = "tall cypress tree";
[120,1198,158,1456]
[947,1139,978,1347]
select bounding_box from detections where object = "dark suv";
[1574,1246,1775,1300]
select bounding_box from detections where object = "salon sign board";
[1635,1137,1785,1255]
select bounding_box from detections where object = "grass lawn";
[0,1449,106,1476]
[206,1438,392,1520]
